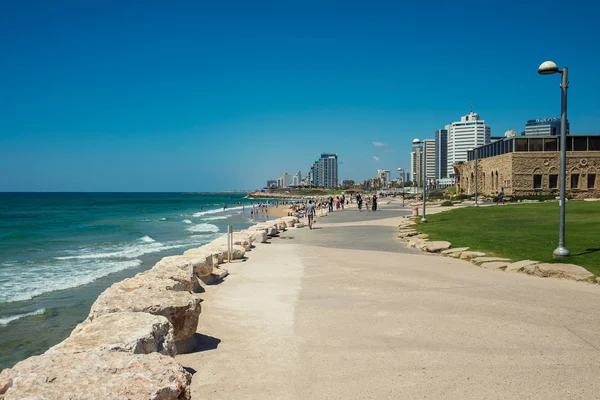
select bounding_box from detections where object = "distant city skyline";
[1,1,600,191]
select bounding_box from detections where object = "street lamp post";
[421,142,427,223]
[538,60,570,258]
[474,148,479,207]
[397,168,405,207]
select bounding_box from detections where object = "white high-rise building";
[447,112,491,178]
[313,153,338,188]
[423,139,436,184]
[410,139,423,186]
[292,171,302,186]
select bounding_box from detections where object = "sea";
[0,192,272,371]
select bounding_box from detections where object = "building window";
[588,174,596,189]
[574,137,587,151]
[544,138,558,151]
[549,174,558,189]
[515,138,527,152]
[533,175,543,189]
[571,174,580,189]
[529,139,544,152]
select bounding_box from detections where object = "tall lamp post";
[413,138,427,223]
[397,168,405,207]
[468,148,479,207]
[538,60,570,258]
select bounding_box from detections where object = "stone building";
[453,135,600,199]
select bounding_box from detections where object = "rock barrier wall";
[0,215,304,400]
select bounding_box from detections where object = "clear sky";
[1,0,599,191]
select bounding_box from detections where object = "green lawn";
[414,202,600,276]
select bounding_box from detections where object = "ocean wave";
[182,219,192,224]
[0,259,143,303]
[0,308,46,326]
[192,205,244,218]
[159,217,167,221]
[187,223,220,233]
[201,215,229,221]
[54,237,186,260]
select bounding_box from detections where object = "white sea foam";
[54,237,184,261]
[201,215,229,221]
[140,235,155,243]
[159,217,167,221]
[192,205,244,218]
[0,308,46,326]
[183,219,192,224]
[0,259,144,303]
[187,223,220,233]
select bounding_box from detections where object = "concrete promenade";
[177,200,600,399]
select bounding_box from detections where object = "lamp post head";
[538,61,560,75]
[412,138,421,145]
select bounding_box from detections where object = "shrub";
[441,200,454,207]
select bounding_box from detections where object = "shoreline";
[0,207,318,398]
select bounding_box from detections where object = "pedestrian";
[328,197,334,212]
[372,194,378,211]
[497,187,505,205]
[306,200,316,229]
[357,194,363,211]
[340,195,345,210]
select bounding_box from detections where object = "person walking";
[328,197,334,213]
[357,194,363,211]
[306,200,316,229]
[372,194,378,211]
[340,194,345,210]
[497,187,505,205]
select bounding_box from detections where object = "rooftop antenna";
[470,100,473,113]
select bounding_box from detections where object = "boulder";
[281,216,298,227]
[505,260,539,273]
[211,233,252,251]
[534,263,595,281]
[295,222,306,228]
[154,254,214,279]
[140,264,200,293]
[407,237,427,249]
[0,352,191,400]
[479,261,510,270]
[89,286,201,343]
[441,247,469,255]
[183,247,224,264]
[212,266,229,281]
[398,230,418,239]
[422,241,452,253]
[46,312,176,357]
[472,257,511,265]
[115,275,191,293]
[249,229,268,243]
[414,233,429,239]
[460,251,486,260]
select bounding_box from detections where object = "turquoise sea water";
[0,192,268,370]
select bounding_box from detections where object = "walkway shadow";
[188,333,221,354]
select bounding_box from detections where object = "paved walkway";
[177,200,600,399]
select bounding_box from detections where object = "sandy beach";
[176,198,600,399]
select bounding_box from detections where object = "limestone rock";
[183,247,224,264]
[47,312,176,357]
[211,233,252,251]
[534,263,595,281]
[0,352,191,400]
[407,237,427,249]
[441,247,469,255]
[140,264,200,293]
[115,275,191,293]
[250,229,268,243]
[472,257,511,265]
[505,260,539,273]
[422,241,452,253]
[295,222,306,228]
[155,254,214,279]
[414,233,429,239]
[460,251,486,260]
[398,230,418,239]
[89,286,201,343]
[480,261,510,270]
[212,266,229,281]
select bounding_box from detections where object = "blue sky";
[1,0,599,191]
